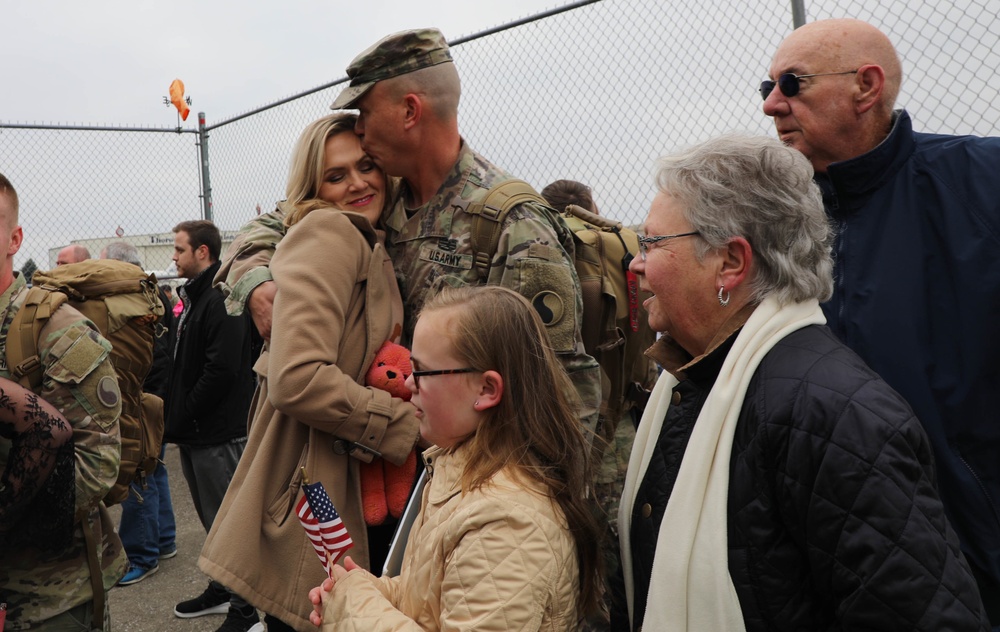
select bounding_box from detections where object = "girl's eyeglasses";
[410,367,478,390]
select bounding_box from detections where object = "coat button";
[671,391,682,405]
[641,503,652,518]
[332,439,349,455]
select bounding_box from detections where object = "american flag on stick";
[296,472,353,577]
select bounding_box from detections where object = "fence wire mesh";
[2,0,998,276]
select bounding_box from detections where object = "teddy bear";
[362,340,418,526]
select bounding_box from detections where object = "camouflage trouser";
[594,412,637,540]
[583,411,638,632]
[28,599,109,631]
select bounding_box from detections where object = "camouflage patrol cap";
[330,28,453,110]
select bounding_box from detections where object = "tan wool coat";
[200,209,420,631]
[322,444,581,632]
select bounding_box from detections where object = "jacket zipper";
[959,454,1000,527]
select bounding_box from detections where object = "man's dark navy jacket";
[817,110,1000,599]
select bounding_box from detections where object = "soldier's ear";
[402,93,421,131]
[7,225,23,257]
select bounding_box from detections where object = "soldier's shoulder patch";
[515,259,577,353]
[532,290,566,327]
[97,374,120,408]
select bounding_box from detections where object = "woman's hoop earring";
[717,286,731,307]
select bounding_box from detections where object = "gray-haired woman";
[615,134,988,631]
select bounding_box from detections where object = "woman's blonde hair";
[283,113,396,227]
[419,285,605,621]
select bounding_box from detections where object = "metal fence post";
[792,0,807,28]
[198,111,213,222]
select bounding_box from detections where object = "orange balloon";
[169,79,190,121]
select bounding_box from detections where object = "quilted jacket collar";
[422,444,466,505]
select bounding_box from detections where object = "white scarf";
[618,296,825,630]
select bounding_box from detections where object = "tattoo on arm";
[0,382,73,530]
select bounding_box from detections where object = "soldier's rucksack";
[468,180,658,434]
[7,259,165,506]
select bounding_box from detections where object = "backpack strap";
[564,203,624,231]
[81,518,107,631]
[7,287,68,390]
[467,179,548,281]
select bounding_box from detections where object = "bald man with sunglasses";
[763,19,1000,625]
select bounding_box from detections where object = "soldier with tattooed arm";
[0,172,125,631]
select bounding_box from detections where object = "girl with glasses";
[309,285,606,631]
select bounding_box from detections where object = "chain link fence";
[2,0,998,276]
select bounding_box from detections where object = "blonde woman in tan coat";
[200,114,420,632]
[309,286,606,631]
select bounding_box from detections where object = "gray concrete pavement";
[108,444,262,632]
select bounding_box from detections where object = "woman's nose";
[346,171,365,190]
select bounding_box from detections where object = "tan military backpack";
[7,259,165,506]
[468,180,658,441]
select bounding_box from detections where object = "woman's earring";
[717,285,730,307]
[474,400,480,408]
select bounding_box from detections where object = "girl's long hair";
[420,285,605,620]
[282,112,397,228]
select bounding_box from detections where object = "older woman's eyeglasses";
[410,367,478,390]
[759,69,858,100]
[637,232,700,261]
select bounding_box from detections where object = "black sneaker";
[215,605,263,632]
[174,582,231,618]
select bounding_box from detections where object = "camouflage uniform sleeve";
[38,307,122,517]
[214,206,288,316]
[488,201,602,432]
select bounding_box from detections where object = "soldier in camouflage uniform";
[217,28,601,432]
[0,173,126,630]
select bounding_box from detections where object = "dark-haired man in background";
[165,220,260,632]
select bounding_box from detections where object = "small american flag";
[296,480,353,576]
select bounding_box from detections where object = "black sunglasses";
[759,70,858,100]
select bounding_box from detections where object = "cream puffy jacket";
[323,444,581,631]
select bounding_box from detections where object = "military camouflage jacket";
[216,143,601,430]
[386,142,599,424]
[215,202,289,318]
[0,272,126,629]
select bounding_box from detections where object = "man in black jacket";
[165,220,261,632]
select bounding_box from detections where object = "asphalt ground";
[107,444,264,632]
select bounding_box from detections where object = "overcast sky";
[5,0,998,273]
[5,0,561,127]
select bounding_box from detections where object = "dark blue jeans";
[119,445,177,570]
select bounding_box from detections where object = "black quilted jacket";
[624,324,988,631]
